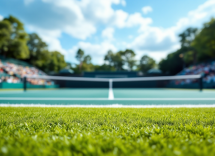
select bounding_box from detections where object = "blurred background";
[0,0,215,89]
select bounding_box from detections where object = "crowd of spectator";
[174,61,215,85]
[0,59,53,85]
[0,76,20,83]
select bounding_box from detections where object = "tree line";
[71,49,156,74]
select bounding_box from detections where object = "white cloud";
[142,6,153,14]
[2,0,215,64]
[40,0,96,40]
[24,0,34,5]
[80,0,115,24]
[129,0,215,62]
[128,35,133,39]
[18,0,126,64]
[29,0,215,63]
[120,0,126,6]
[68,41,117,64]
[64,21,96,40]
[172,0,215,33]
[42,0,215,63]
[111,10,129,28]
[130,27,178,52]
[111,11,153,30]
[102,27,115,40]
[21,0,131,40]
[0,14,3,21]
[126,13,152,30]
[147,53,169,63]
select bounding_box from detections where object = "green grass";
[1,107,215,156]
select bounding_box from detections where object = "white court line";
[0,98,108,100]
[1,104,215,108]
[108,98,215,100]
[1,98,215,100]
[108,80,114,100]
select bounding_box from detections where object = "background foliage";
[0,16,67,74]
[159,18,215,75]
[1,15,215,74]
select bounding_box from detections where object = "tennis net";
[23,74,203,92]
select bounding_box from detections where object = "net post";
[199,75,203,92]
[23,76,27,92]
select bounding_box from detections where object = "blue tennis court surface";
[0,89,215,106]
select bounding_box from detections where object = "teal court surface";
[0,88,215,107]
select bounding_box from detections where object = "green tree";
[159,49,184,75]
[75,49,85,71]
[120,49,136,71]
[83,55,92,64]
[0,15,29,59]
[0,20,11,54]
[179,27,198,64]
[26,33,67,73]
[179,27,198,47]
[81,55,94,72]
[104,50,124,71]
[192,18,215,61]
[26,33,49,69]
[74,49,95,73]
[45,51,67,73]
[104,50,114,68]
[139,55,156,73]
[112,52,124,71]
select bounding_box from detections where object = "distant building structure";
[146,69,162,76]
[59,69,74,74]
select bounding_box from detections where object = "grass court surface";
[0,88,215,106]
[1,107,215,156]
[1,89,215,155]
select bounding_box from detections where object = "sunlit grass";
[1,107,215,156]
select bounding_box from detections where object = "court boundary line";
[108,79,114,100]
[1,104,215,108]
[1,98,215,100]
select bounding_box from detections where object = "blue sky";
[0,0,214,64]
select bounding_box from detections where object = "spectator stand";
[0,56,58,89]
[168,60,215,89]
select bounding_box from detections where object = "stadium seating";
[170,60,215,88]
[0,56,57,88]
